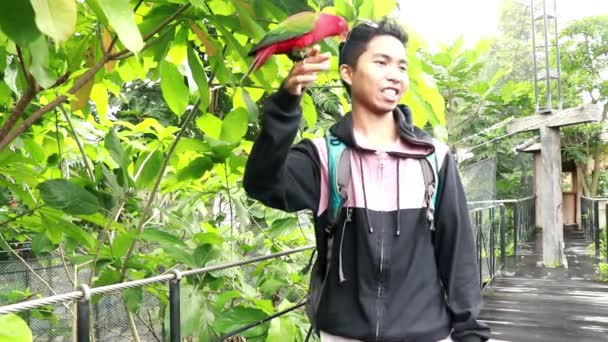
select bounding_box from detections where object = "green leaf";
[266,317,296,342]
[28,35,56,89]
[220,108,249,143]
[135,150,164,190]
[194,244,221,266]
[160,60,189,116]
[31,232,56,255]
[0,314,32,342]
[177,156,214,181]
[334,0,356,21]
[167,25,188,65]
[140,228,187,248]
[233,88,259,121]
[93,268,121,287]
[269,217,298,238]
[38,179,101,215]
[194,232,224,246]
[91,83,109,117]
[163,245,195,266]
[23,138,45,162]
[97,0,144,53]
[301,93,317,128]
[0,1,41,46]
[212,306,268,337]
[30,0,77,43]
[214,290,241,311]
[112,231,135,260]
[59,220,96,250]
[123,287,142,313]
[196,113,222,139]
[187,46,210,112]
[41,208,96,249]
[105,130,129,169]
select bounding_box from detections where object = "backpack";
[304,131,440,340]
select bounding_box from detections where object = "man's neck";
[352,105,399,149]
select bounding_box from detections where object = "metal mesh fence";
[459,151,535,209]
[0,257,164,341]
[460,157,497,209]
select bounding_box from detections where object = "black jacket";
[243,87,491,342]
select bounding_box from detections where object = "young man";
[243,18,491,342]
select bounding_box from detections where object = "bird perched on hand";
[242,11,349,81]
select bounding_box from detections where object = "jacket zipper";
[376,154,385,340]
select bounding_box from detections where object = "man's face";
[341,35,409,115]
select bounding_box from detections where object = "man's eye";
[374,60,386,66]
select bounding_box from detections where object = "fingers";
[284,46,332,95]
[306,44,321,58]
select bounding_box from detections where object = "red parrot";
[243,11,349,81]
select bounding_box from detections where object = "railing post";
[169,270,182,342]
[500,205,506,272]
[490,207,495,279]
[77,284,91,342]
[513,202,519,259]
[476,211,483,287]
[594,200,600,261]
[605,202,608,263]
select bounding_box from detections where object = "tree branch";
[0,86,36,141]
[143,4,190,42]
[0,3,191,153]
[59,106,95,181]
[0,205,44,228]
[119,99,202,279]
[16,47,33,87]
[0,54,111,152]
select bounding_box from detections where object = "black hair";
[339,17,409,94]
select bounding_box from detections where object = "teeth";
[382,89,397,96]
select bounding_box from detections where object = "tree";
[560,15,608,197]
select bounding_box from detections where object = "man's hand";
[283,45,331,96]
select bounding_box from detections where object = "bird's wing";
[248,11,318,55]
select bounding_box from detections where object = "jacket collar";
[328,104,435,156]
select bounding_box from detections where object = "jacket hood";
[328,104,436,156]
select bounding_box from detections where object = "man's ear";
[339,64,353,87]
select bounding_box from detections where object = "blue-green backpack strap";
[325,132,351,227]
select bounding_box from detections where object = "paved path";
[480,228,608,341]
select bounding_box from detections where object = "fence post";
[169,270,182,342]
[500,205,506,272]
[77,284,91,342]
[490,207,495,279]
[513,202,519,259]
[475,211,482,287]
[595,200,601,261]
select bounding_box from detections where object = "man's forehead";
[364,36,407,61]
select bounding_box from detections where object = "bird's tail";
[241,46,275,82]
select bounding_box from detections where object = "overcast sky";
[399,0,608,51]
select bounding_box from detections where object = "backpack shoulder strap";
[325,132,351,227]
[421,151,440,231]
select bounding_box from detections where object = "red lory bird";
[243,11,349,81]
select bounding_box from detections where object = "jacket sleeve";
[243,87,321,213]
[434,151,491,342]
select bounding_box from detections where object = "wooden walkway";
[480,227,608,341]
